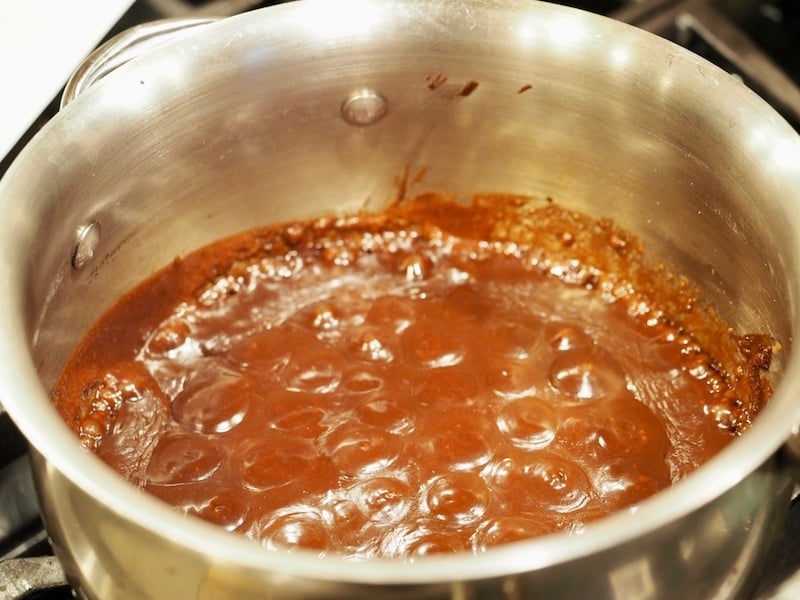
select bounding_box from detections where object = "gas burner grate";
[612,0,800,127]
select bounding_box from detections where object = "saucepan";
[2,0,800,598]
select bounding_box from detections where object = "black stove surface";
[1,0,799,598]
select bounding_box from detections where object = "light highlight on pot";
[292,0,384,38]
[514,15,540,49]
[515,13,588,50]
[546,15,588,47]
[771,137,800,172]
[747,121,800,173]
[609,44,632,69]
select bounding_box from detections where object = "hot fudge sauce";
[51,193,773,559]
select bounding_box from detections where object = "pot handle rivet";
[341,89,388,126]
[72,221,101,270]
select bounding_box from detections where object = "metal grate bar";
[676,2,800,124]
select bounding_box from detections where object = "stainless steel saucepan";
[2,1,800,598]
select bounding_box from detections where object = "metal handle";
[0,556,68,599]
[61,17,220,109]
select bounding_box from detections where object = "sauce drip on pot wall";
[51,194,773,559]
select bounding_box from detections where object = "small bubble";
[365,295,416,334]
[401,320,465,369]
[549,346,626,401]
[415,369,480,410]
[548,324,593,352]
[188,492,249,531]
[225,326,297,374]
[399,254,431,281]
[325,422,401,476]
[356,391,415,434]
[341,369,384,393]
[146,433,224,485]
[78,415,106,449]
[263,390,327,438]
[685,352,712,380]
[703,373,724,395]
[429,418,492,470]
[232,437,316,492]
[496,396,558,450]
[310,303,340,330]
[351,332,394,363]
[172,372,252,434]
[258,509,330,553]
[706,400,741,431]
[281,345,343,393]
[472,517,554,551]
[423,472,490,525]
[320,497,364,533]
[380,520,466,558]
[492,321,543,361]
[688,363,709,379]
[283,223,305,245]
[322,244,353,266]
[654,323,680,343]
[609,232,628,250]
[78,373,146,448]
[349,476,411,524]
[492,452,592,514]
[147,318,191,354]
[592,397,671,460]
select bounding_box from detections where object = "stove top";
[1,1,799,598]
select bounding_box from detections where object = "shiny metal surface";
[60,17,218,109]
[145,0,265,18]
[0,557,69,599]
[612,0,800,125]
[2,0,800,598]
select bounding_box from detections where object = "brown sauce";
[51,193,773,559]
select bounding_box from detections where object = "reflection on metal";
[61,18,219,108]
[0,556,68,600]
[609,557,656,600]
[71,221,102,271]
[145,0,267,17]
[0,456,41,560]
[341,90,389,127]
[612,0,800,126]
[712,503,767,599]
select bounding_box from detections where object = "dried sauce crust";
[51,193,773,559]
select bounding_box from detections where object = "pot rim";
[7,335,800,584]
[3,0,800,585]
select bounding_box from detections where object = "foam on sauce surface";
[52,194,772,559]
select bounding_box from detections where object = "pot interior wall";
[13,1,797,396]
[3,2,800,598]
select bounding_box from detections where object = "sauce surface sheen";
[52,195,771,559]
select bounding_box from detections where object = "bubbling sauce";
[52,194,773,559]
